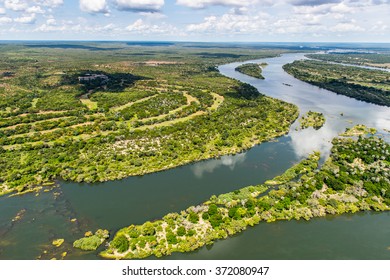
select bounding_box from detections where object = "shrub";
[188,212,199,224]
[111,234,129,253]
[202,212,210,220]
[187,229,196,237]
[141,222,155,236]
[208,204,218,216]
[166,231,178,244]
[209,213,223,228]
[177,226,186,236]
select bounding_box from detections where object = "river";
[0,53,389,260]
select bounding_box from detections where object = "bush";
[187,229,196,237]
[128,229,140,238]
[188,212,199,224]
[73,236,102,251]
[166,231,178,244]
[177,226,186,236]
[142,222,155,236]
[209,213,223,228]
[202,212,210,220]
[208,204,218,216]
[111,234,129,253]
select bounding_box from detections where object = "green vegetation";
[306,53,390,69]
[341,124,377,137]
[264,152,320,185]
[298,111,325,130]
[73,229,109,251]
[52,239,64,247]
[283,60,390,107]
[235,63,265,79]
[99,131,390,259]
[0,43,297,196]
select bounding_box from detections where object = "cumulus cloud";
[114,0,164,12]
[46,17,56,25]
[4,0,29,11]
[14,13,36,24]
[1,0,63,13]
[79,0,109,14]
[331,21,365,32]
[26,5,45,13]
[0,7,5,14]
[37,0,63,7]
[187,11,269,33]
[126,18,181,35]
[0,16,12,23]
[177,0,260,9]
[289,0,341,5]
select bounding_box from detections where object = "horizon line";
[0,40,389,44]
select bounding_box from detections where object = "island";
[235,63,266,79]
[298,111,326,130]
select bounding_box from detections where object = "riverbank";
[283,60,390,107]
[98,131,389,259]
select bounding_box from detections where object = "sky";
[0,0,389,42]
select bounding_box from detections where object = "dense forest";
[0,44,297,196]
[98,130,390,259]
[283,60,390,107]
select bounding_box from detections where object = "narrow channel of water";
[0,53,389,260]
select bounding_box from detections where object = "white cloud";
[114,0,164,12]
[79,0,109,13]
[177,0,259,8]
[331,21,365,32]
[38,0,63,7]
[0,16,12,23]
[34,0,64,8]
[0,7,5,14]
[46,18,56,25]
[289,0,341,6]
[4,0,28,11]
[187,11,269,33]
[26,5,45,13]
[139,11,166,19]
[14,13,36,24]
[126,18,181,35]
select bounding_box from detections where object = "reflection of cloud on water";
[191,153,247,178]
[290,125,338,158]
[375,116,390,131]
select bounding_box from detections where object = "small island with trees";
[235,63,266,79]
[298,111,326,130]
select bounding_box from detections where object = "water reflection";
[289,124,338,158]
[191,153,247,178]
[375,115,390,131]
